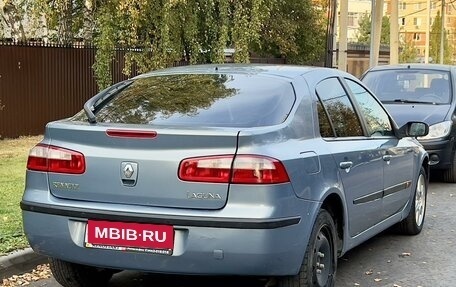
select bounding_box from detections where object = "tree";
[25,0,327,89]
[399,38,418,63]
[356,12,390,45]
[252,0,327,64]
[429,11,452,64]
[0,16,4,39]
[2,0,27,41]
[30,0,97,44]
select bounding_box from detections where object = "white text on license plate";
[85,220,174,255]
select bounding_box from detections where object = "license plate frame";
[85,220,174,255]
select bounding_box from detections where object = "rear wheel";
[443,153,456,183]
[278,209,337,287]
[49,258,116,287]
[397,166,427,235]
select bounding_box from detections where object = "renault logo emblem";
[120,162,138,186]
[123,164,134,178]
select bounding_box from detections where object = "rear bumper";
[421,138,455,169]
[21,200,316,276]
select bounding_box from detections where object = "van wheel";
[49,258,115,287]
[397,166,427,235]
[277,209,337,287]
[443,153,456,183]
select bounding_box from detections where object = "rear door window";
[316,77,364,137]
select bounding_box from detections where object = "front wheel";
[49,258,116,287]
[443,152,456,183]
[397,166,427,235]
[278,209,337,287]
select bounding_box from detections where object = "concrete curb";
[0,248,48,280]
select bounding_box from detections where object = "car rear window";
[73,74,295,128]
[362,69,451,104]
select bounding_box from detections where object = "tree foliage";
[356,13,390,45]
[253,0,327,64]
[90,0,327,88]
[1,0,27,40]
[30,0,94,44]
[399,38,418,63]
[429,11,452,64]
[13,0,327,89]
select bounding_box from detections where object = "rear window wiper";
[382,99,437,105]
[84,80,134,123]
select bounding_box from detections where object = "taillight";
[178,155,290,184]
[27,144,86,174]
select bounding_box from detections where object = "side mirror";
[397,122,429,138]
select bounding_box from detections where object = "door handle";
[383,155,392,162]
[339,161,353,172]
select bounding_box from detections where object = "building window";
[399,2,406,9]
[413,33,421,41]
[415,2,422,9]
[414,17,422,27]
[400,17,406,25]
[348,12,356,27]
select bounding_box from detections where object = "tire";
[278,209,337,287]
[397,166,427,235]
[49,258,115,287]
[443,153,456,183]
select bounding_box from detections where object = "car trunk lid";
[46,122,238,210]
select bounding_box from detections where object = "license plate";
[85,220,174,255]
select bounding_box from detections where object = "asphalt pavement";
[2,181,455,286]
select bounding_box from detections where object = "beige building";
[338,0,456,63]
[345,0,374,42]
[385,0,456,62]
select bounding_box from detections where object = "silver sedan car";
[21,64,429,287]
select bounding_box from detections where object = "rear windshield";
[362,69,451,104]
[73,74,295,128]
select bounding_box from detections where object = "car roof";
[367,63,454,72]
[137,64,346,80]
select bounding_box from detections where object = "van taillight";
[178,155,290,184]
[27,144,86,174]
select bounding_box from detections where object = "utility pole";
[370,0,384,67]
[390,0,399,64]
[425,0,431,63]
[440,0,445,63]
[325,0,337,68]
[339,0,349,71]
[332,0,338,68]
